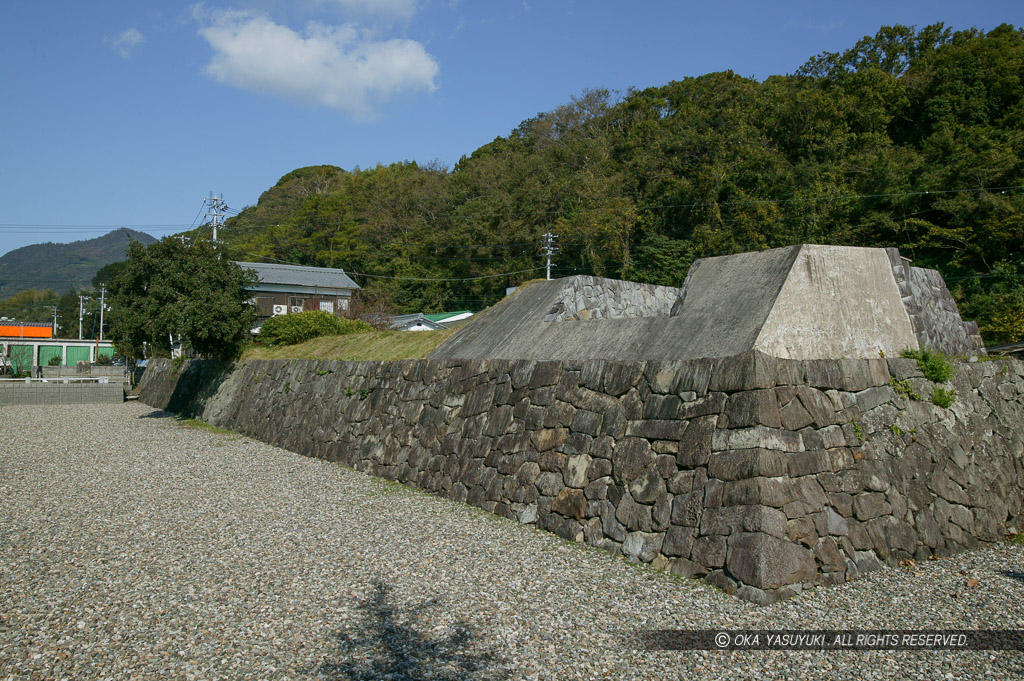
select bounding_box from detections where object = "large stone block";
[726,532,817,590]
[712,426,804,453]
[677,415,715,467]
[708,448,787,481]
[700,505,788,538]
[612,438,654,484]
[629,466,667,505]
[723,389,781,428]
[551,489,586,520]
[622,531,664,562]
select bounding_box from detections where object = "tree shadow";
[1001,570,1024,585]
[136,409,176,419]
[313,579,509,681]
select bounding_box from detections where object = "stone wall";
[541,276,679,322]
[886,248,985,355]
[139,353,1024,603]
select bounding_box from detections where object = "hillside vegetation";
[242,328,456,361]
[211,24,1020,345]
[0,228,156,299]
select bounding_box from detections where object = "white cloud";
[324,0,420,23]
[105,28,144,59]
[197,10,439,119]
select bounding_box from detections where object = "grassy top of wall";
[240,281,543,362]
[241,328,457,361]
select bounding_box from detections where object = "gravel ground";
[1,403,1022,681]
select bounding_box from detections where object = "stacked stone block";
[885,248,985,355]
[140,353,1024,603]
[541,276,679,322]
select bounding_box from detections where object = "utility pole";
[51,306,59,335]
[204,192,229,243]
[542,232,559,280]
[78,295,91,341]
[98,285,106,341]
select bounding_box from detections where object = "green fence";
[66,346,91,365]
[6,344,33,374]
[39,346,63,367]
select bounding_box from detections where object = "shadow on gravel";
[313,579,509,681]
[1001,570,1024,584]
[137,410,177,419]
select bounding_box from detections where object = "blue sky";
[1,0,1020,257]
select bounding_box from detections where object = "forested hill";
[218,23,1023,345]
[0,228,157,298]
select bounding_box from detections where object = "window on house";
[320,300,334,314]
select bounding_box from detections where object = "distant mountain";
[0,228,158,297]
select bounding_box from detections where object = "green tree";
[107,238,256,360]
[54,288,94,339]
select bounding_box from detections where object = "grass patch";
[174,416,237,437]
[242,328,457,362]
[931,387,957,409]
[850,420,865,443]
[1008,532,1024,545]
[889,377,921,401]
[901,348,954,383]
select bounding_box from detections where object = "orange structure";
[0,322,53,339]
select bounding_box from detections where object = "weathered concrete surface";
[139,354,1024,603]
[667,246,801,359]
[430,244,980,362]
[755,245,918,359]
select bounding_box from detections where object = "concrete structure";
[0,378,124,405]
[238,261,360,321]
[430,245,983,362]
[1,338,115,375]
[136,245,1013,604]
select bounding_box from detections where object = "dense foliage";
[209,24,1021,345]
[107,238,257,359]
[258,310,373,346]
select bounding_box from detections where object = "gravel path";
[2,403,1022,680]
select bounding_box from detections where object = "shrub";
[889,377,921,401]
[259,310,372,346]
[900,348,953,383]
[95,354,113,366]
[47,354,62,366]
[931,387,957,409]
